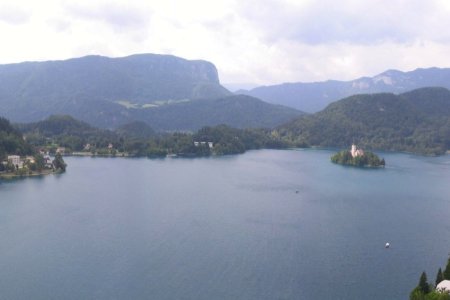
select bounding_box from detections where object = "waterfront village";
[1,139,215,178]
[0,149,67,178]
[71,140,214,157]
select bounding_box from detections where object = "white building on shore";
[7,155,22,168]
[436,280,450,293]
[194,141,214,149]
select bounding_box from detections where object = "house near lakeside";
[43,155,53,169]
[1,155,54,171]
[194,141,214,149]
[7,155,20,166]
[56,147,66,154]
[7,155,23,169]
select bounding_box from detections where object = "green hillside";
[0,117,33,159]
[115,121,156,139]
[18,115,118,151]
[15,115,286,157]
[277,87,450,155]
[0,54,303,130]
[18,115,96,136]
[132,95,304,131]
[0,54,230,126]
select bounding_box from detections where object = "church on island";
[350,144,364,158]
[331,143,384,167]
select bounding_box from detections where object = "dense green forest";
[115,121,156,139]
[194,125,287,155]
[277,87,450,155]
[17,115,118,152]
[5,85,450,159]
[330,150,385,167]
[0,117,34,160]
[16,115,286,157]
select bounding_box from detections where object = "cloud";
[0,4,31,25]
[46,18,71,32]
[209,0,450,84]
[238,0,447,45]
[63,1,152,31]
[1,0,450,85]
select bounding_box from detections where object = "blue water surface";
[0,149,449,300]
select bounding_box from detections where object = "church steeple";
[350,144,364,158]
[351,144,357,157]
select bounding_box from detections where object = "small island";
[331,144,385,167]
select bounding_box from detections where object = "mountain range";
[239,67,450,113]
[1,53,449,155]
[7,87,450,156]
[0,54,302,130]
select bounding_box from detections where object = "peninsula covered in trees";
[14,115,287,158]
[0,117,66,178]
[331,144,385,167]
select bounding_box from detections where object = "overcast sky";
[1,0,450,87]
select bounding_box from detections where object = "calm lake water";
[0,149,449,300]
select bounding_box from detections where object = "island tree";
[436,268,444,286]
[53,153,67,172]
[444,257,450,280]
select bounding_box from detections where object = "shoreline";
[0,169,63,180]
[331,161,386,169]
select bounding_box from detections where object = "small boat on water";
[385,242,390,248]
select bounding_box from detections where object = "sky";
[1,0,450,88]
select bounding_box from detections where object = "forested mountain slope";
[277,87,450,155]
[0,54,302,130]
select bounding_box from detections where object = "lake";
[0,149,449,300]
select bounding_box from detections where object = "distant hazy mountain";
[0,54,302,130]
[239,67,450,112]
[277,87,450,155]
[222,82,260,92]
